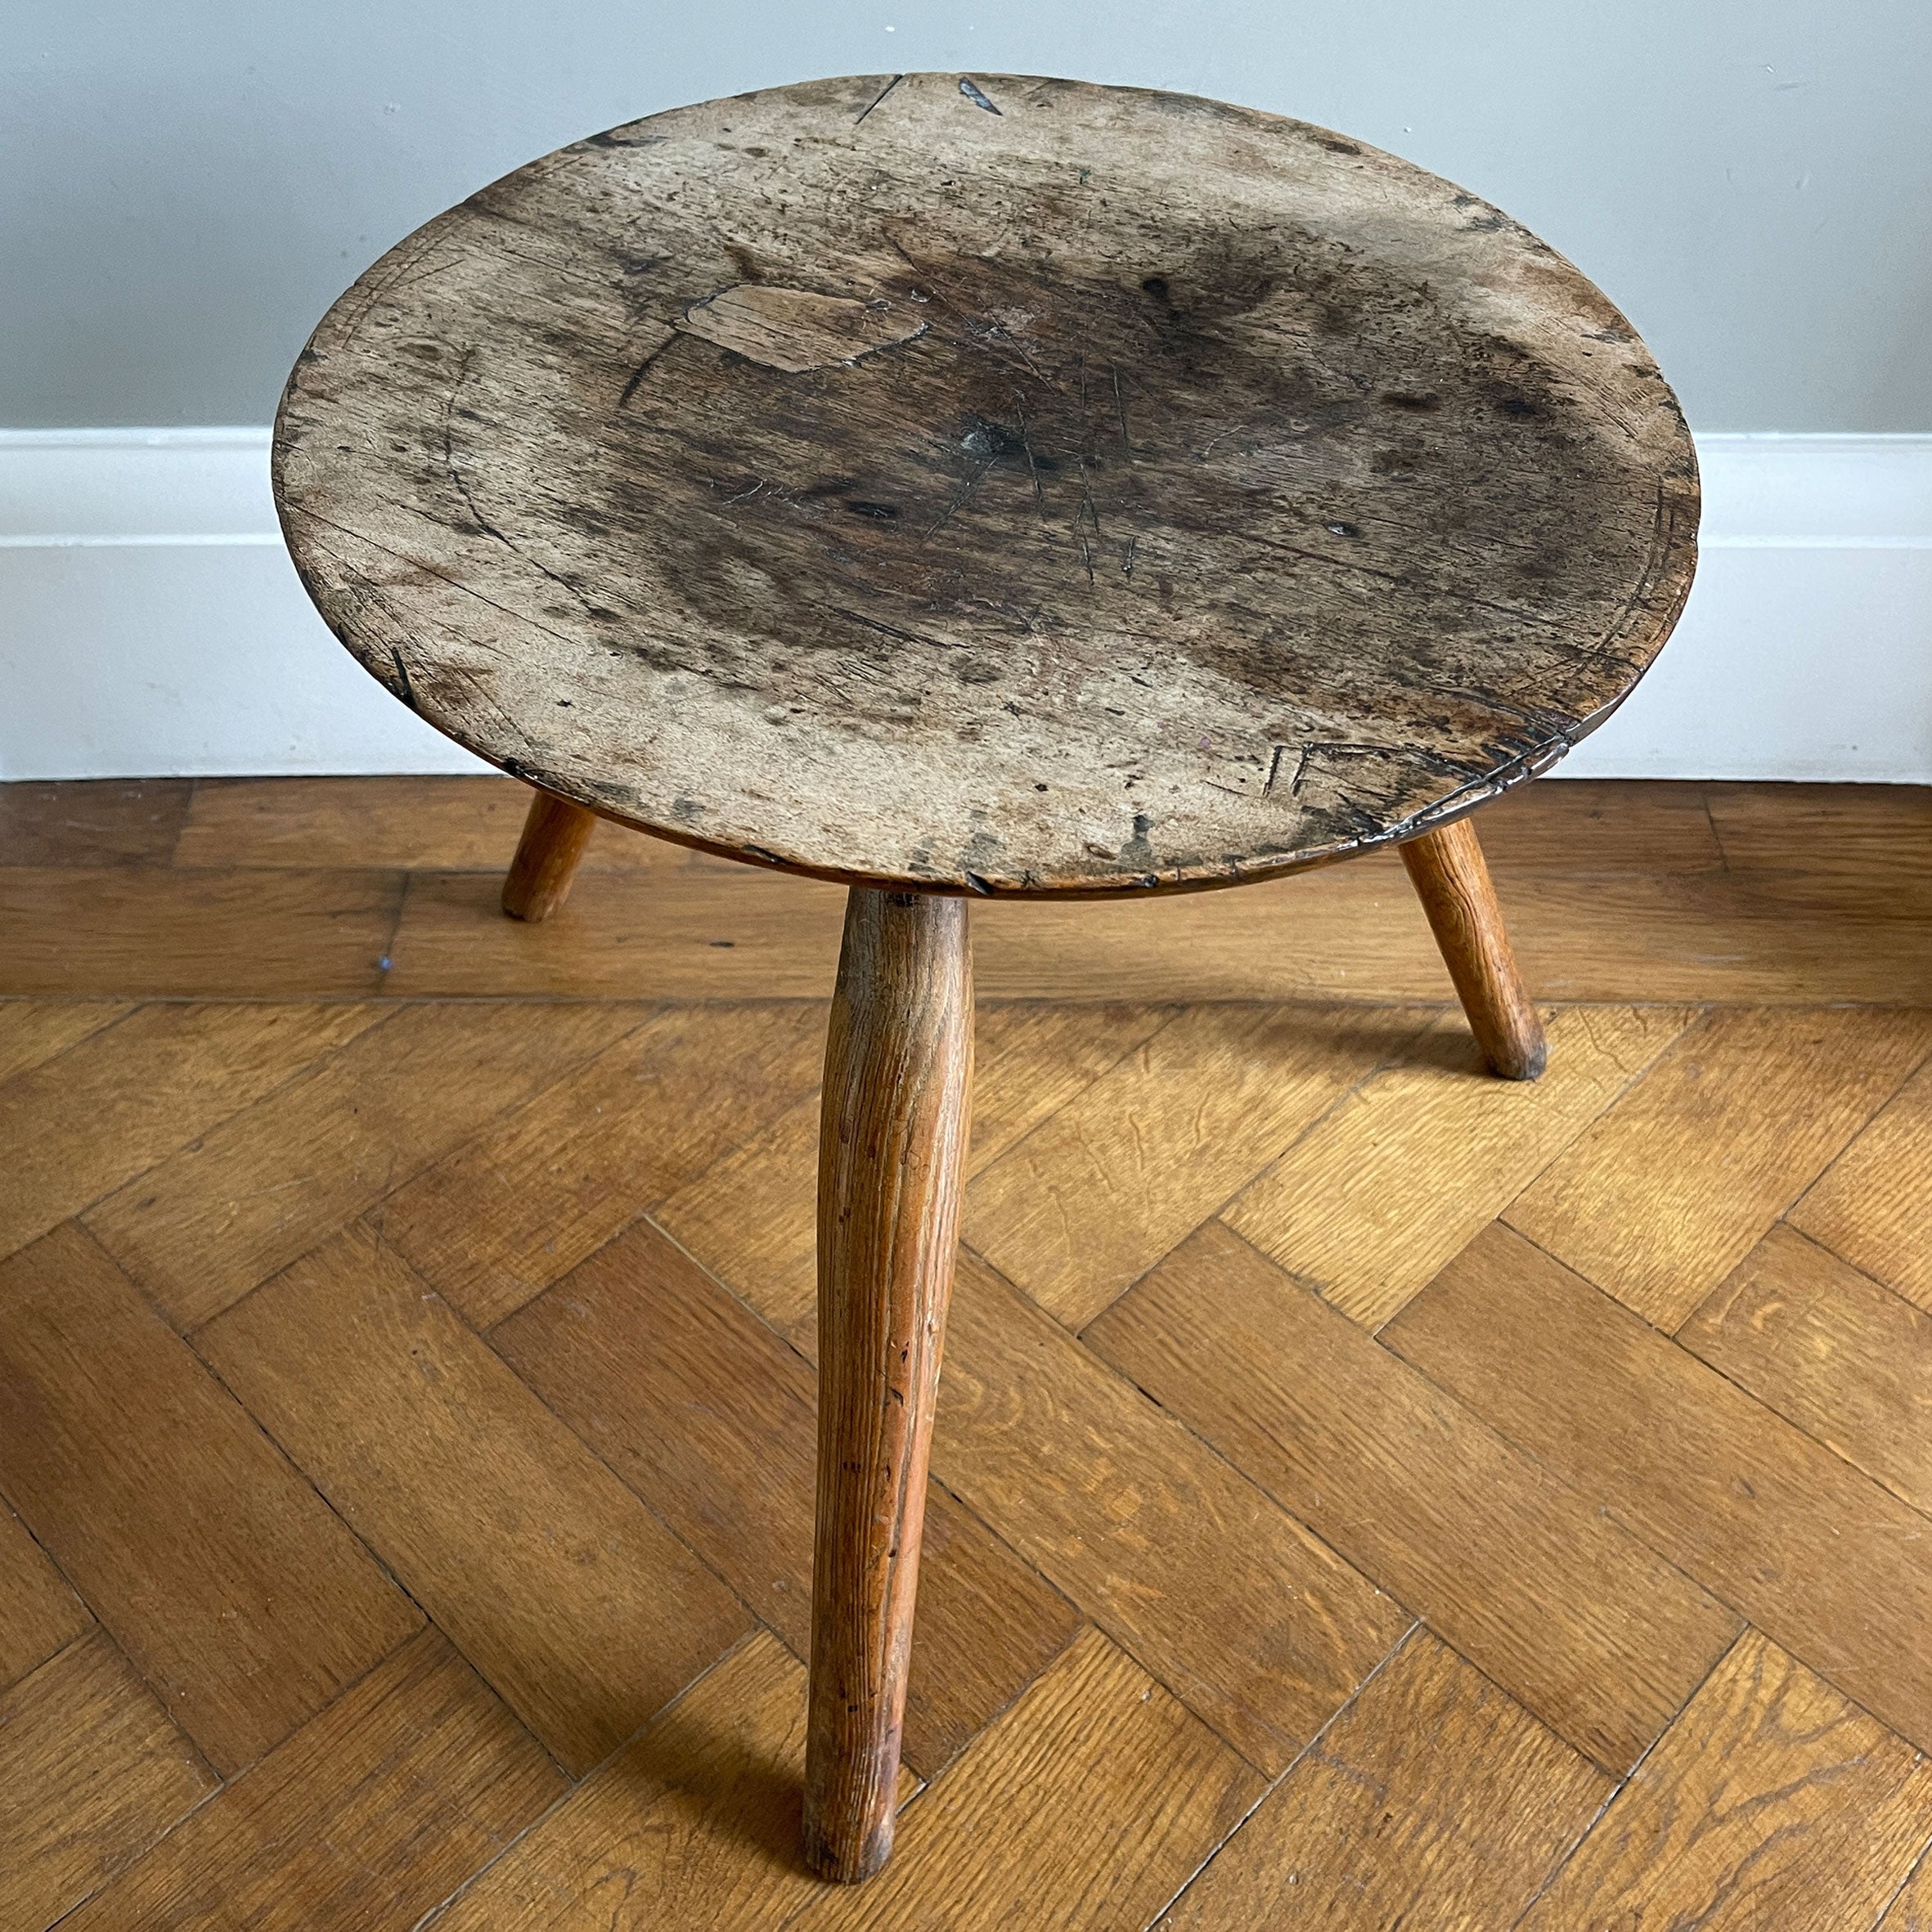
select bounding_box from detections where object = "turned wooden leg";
[805,887,973,1882]
[501,789,597,921]
[1400,817,1548,1080]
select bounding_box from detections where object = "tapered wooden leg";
[1400,818,1548,1080]
[501,789,597,921]
[805,887,973,1883]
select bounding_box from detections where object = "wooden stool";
[276,73,1696,1883]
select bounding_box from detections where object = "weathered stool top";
[276,72,1697,896]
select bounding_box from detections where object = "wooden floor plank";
[968,1002,1185,1173]
[986,861,1932,1004]
[1879,1848,1932,1929]
[382,847,1932,1005]
[1384,1224,1932,1756]
[83,1000,641,1330]
[424,1631,881,1931]
[0,999,130,1086]
[1706,781,1932,882]
[197,1224,751,1776]
[1503,1008,1932,1329]
[1788,1054,1932,1312]
[431,1624,1256,1932]
[0,1002,383,1261]
[1519,1630,1932,1932]
[0,1224,418,1774]
[493,1220,1081,1780]
[1089,1221,1739,1773]
[0,1498,90,1692]
[59,1628,568,1932]
[7,775,1931,1919]
[6,777,1930,1004]
[655,1000,1178,1346]
[0,866,402,996]
[1680,1225,1932,1514]
[1221,1004,1693,1330]
[386,867,851,999]
[653,1096,823,1343]
[0,1631,215,1932]
[1157,1629,1609,1930]
[378,1003,826,1328]
[931,1252,1410,1775]
[784,1626,1263,1932]
[1474,776,1723,874]
[175,774,713,873]
[964,1003,1436,1329]
[0,778,194,868]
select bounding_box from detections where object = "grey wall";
[7,1,1929,430]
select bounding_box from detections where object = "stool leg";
[1400,818,1548,1080]
[805,887,973,1882]
[501,789,597,921]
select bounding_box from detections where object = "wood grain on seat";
[276,74,1696,896]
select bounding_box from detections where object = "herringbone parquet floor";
[3,775,1931,1930]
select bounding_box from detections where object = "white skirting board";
[1,429,1927,783]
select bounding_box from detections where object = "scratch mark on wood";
[855,74,905,125]
[1014,407,1049,522]
[924,458,995,541]
[615,336,672,414]
[833,607,961,654]
[442,348,600,620]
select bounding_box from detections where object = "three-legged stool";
[276,71,1696,1882]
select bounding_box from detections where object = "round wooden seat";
[275,72,1696,897]
[274,74,1698,1889]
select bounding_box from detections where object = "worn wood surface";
[1518,1631,1932,1932]
[1157,1630,1608,1930]
[198,1224,751,1777]
[806,888,973,1878]
[1400,816,1548,1076]
[0,1224,418,1776]
[1089,1221,1739,1774]
[8,778,1932,1930]
[276,73,1696,896]
[0,1633,213,1931]
[1386,1224,1932,1755]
